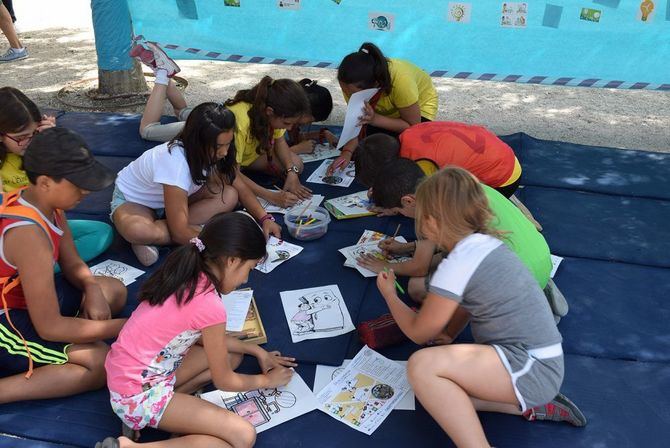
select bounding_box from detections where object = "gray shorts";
[139,107,192,142]
[493,342,564,411]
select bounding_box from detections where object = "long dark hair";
[337,42,392,95]
[225,76,310,155]
[169,102,237,190]
[298,79,333,122]
[0,87,42,166]
[139,213,267,307]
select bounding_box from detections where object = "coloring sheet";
[277,0,300,10]
[356,230,389,245]
[220,289,253,332]
[550,254,564,278]
[313,360,415,411]
[299,144,341,163]
[280,285,355,343]
[89,260,145,286]
[339,241,409,277]
[200,372,318,433]
[316,345,412,435]
[325,191,373,216]
[256,237,303,274]
[306,159,356,188]
[336,88,380,149]
[257,194,324,215]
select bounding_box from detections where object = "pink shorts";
[109,374,176,430]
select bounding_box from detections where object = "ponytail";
[138,213,267,307]
[226,76,309,155]
[337,42,392,95]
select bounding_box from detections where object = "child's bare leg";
[408,277,427,303]
[113,203,171,246]
[187,183,239,226]
[90,276,128,316]
[173,345,243,395]
[407,344,519,448]
[116,393,256,448]
[0,342,110,404]
[140,83,169,137]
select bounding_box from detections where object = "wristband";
[259,214,276,225]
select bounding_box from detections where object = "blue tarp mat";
[0,111,668,448]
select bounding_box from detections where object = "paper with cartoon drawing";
[255,237,303,274]
[89,259,145,286]
[280,285,355,343]
[299,144,342,163]
[256,194,324,215]
[199,372,318,433]
[316,345,412,435]
[339,240,409,277]
[306,159,356,188]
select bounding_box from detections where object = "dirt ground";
[1,1,668,152]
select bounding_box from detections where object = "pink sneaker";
[129,43,156,69]
[145,42,180,77]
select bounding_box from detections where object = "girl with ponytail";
[103,212,296,447]
[329,42,438,174]
[225,76,312,208]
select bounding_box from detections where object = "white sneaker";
[145,42,180,77]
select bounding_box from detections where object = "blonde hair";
[415,166,503,249]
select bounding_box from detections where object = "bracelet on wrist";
[341,148,353,155]
[259,214,275,225]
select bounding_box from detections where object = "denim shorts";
[109,185,165,221]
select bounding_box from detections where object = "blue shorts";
[109,185,165,221]
[0,278,82,378]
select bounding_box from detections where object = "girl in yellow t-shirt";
[0,87,114,268]
[331,42,438,173]
[225,76,313,208]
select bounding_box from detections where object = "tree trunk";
[91,0,148,96]
[97,59,148,96]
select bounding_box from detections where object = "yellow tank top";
[0,153,28,193]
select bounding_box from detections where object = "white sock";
[154,68,169,86]
[11,47,25,52]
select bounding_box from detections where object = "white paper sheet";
[220,290,254,332]
[200,372,317,433]
[257,194,325,215]
[550,254,563,278]
[339,241,409,277]
[299,144,342,163]
[280,285,355,343]
[356,230,388,245]
[306,159,356,188]
[89,260,145,286]
[316,346,412,435]
[313,360,415,410]
[336,88,380,150]
[255,237,303,274]
[324,191,373,217]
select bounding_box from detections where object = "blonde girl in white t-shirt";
[111,103,281,266]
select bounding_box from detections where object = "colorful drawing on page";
[501,2,527,28]
[313,360,415,410]
[324,191,373,219]
[257,194,324,215]
[224,0,240,6]
[369,12,395,31]
[447,2,472,23]
[306,159,355,187]
[89,260,145,286]
[280,285,355,343]
[255,237,303,274]
[299,144,342,163]
[339,242,410,277]
[316,346,412,435]
[199,373,318,433]
[638,0,655,22]
[580,7,601,22]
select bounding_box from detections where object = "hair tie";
[360,47,369,54]
[190,237,205,252]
